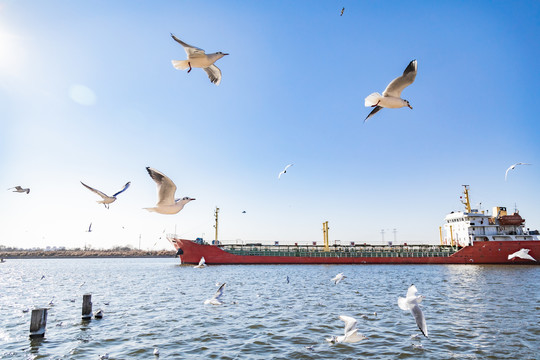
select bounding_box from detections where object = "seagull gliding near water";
[398,284,428,337]
[326,315,367,344]
[170,34,229,86]
[364,60,417,122]
[204,283,226,305]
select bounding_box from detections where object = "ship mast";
[214,207,219,244]
[461,185,472,213]
[323,221,329,251]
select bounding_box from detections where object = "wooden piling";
[82,294,92,320]
[29,308,48,338]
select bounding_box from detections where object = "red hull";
[170,239,540,265]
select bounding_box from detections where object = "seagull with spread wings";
[326,315,367,344]
[365,60,418,122]
[144,167,195,215]
[170,34,228,86]
[505,162,531,181]
[81,181,130,209]
[398,284,428,337]
[8,186,30,194]
[278,164,293,179]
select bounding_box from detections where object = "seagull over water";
[326,315,368,344]
[204,283,226,305]
[278,164,293,179]
[144,167,195,215]
[505,162,531,181]
[8,186,30,194]
[171,34,228,86]
[81,181,130,209]
[365,59,417,122]
[331,273,346,284]
[398,284,428,337]
[194,256,207,268]
[508,248,537,262]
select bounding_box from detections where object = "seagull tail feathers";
[171,60,190,70]
[365,92,382,107]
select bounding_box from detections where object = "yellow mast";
[214,207,219,243]
[439,226,443,245]
[323,221,329,251]
[461,185,472,213]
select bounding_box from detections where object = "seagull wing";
[212,282,226,301]
[146,167,177,206]
[505,165,515,181]
[170,34,205,56]
[383,60,417,98]
[203,64,222,85]
[410,304,428,337]
[339,315,357,335]
[364,105,383,122]
[406,284,418,299]
[398,296,410,311]
[81,182,109,200]
[113,182,131,197]
[14,186,24,191]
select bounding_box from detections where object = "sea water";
[0,259,538,359]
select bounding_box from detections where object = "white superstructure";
[442,185,539,247]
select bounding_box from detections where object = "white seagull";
[81,181,130,209]
[326,315,368,344]
[331,273,346,284]
[153,347,160,356]
[278,164,293,179]
[398,284,428,337]
[505,162,531,181]
[144,167,195,215]
[508,248,537,262]
[194,256,207,268]
[204,283,226,305]
[8,186,30,194]
[365,59,417,122]
[171,34,228,86]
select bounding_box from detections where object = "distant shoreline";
[0,249,177,259]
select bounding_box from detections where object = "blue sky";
[1,1,539,250]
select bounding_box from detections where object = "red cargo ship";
[168,186,539,265]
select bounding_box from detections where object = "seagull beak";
[223,53,229,56]
[191,198,196,201]
[408,104,413,109]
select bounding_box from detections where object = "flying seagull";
[505,162,531,181]
[278,164,293,179]
[86,223,92,233]
[326,315,368,344]
[194,256,206,268]
[340,7,345,16]
[331,273,346,284]
[365,59,417,122]
[508,248,537,262]
[8,186,30,194]
[80,181,130,209]
[204,283,226,305]
[398,284,428,337]
[144,167,195,215]
[170,34,229,86]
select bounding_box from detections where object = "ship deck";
[220,244,458,258]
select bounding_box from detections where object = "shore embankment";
[0,249,176,259]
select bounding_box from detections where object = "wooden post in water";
[82,294,92,320]
[29,308,48,338]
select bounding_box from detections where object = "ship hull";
[169,238,540,265]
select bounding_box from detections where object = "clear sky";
[1,1,539,250]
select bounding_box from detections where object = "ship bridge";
[442,186,539,247]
